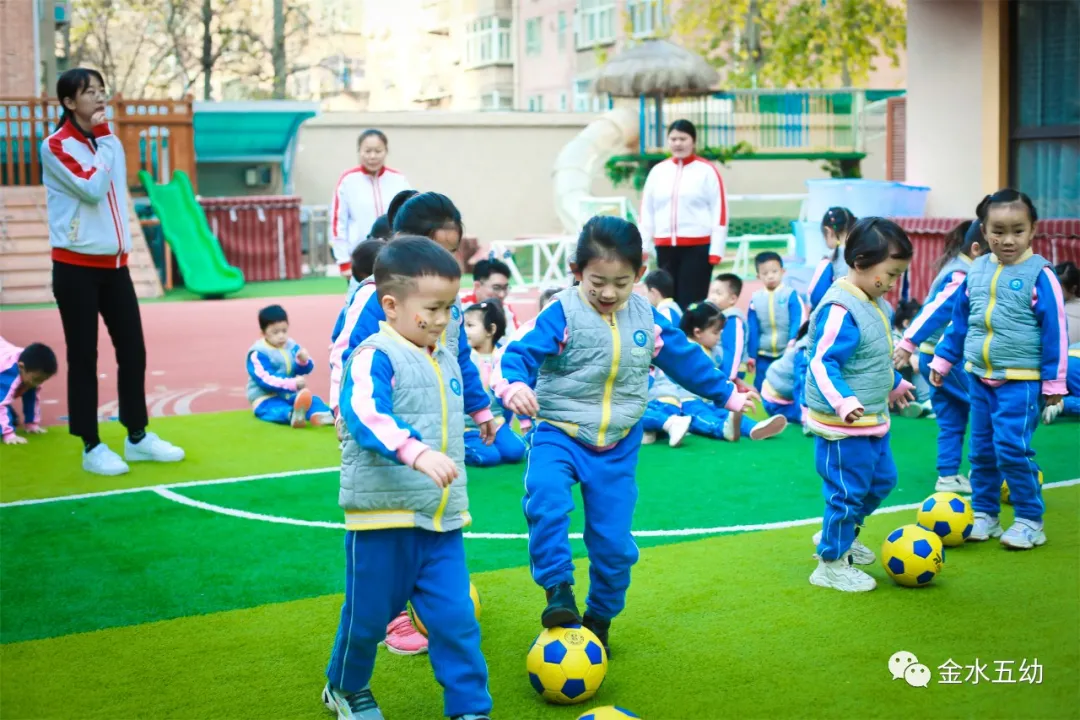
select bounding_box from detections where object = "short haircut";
[643,268,675,299]
[374,235,462,301]
[539,286,562,308]
[367,214,392,241]
[19,343,58,375]
[258,304,288,330]
[894,299,922,330]
[473,257,512,282]
[714,272,742,297]
[352,239,386,281]
[754,251,783,269]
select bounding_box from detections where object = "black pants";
[52,261,148,440]
[656,244,712,311]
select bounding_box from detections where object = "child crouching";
[0,338,57,444]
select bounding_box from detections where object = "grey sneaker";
[322,683,383,720]
[968,512,1003,542]
[935,474,972,494]
[1000,519,1047,550]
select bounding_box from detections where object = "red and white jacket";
[638,155,729,264]
[41,122,132,269]
[330,166,411,272]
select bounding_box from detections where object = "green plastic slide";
[139,170,245,298]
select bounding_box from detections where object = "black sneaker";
[541,582,581,628]
[322,682,384,719]
[582,613,611,657]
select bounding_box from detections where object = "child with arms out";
[805,218,916,592]
[747,251,805,392]
[0,339,57,444]
[930,190,1067,549]
[247,305,332,428]
[325,237,491,720]
[492,216,759,653]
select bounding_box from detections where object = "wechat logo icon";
[889,651,932,687]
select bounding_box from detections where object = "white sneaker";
[124,432,185,463]
[322,683,384,720]
[809,557,877,592]
[1000,519,1047,550]
[641,431,657,445]
[1042,401,1063,425]
[812,530,876,565]
[723,412,737,441]
[802,422,812,437]
[936,474,972,493]
[749,414,787,440]
[663,414,692,447]
[82,444,130,476]
[968,512,1003,542]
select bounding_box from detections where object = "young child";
[0,339,57,444]
[653,303,787,441]
[330,238,387,413]
[644,268,683,326]
[891,299,933,416]
[1055,260,1080,344]
[493,216,759,652]
[893,220,985,494]
[1041,341,1080,423]
[247,305,332,428]
[463,299,527,466]
[325,237,491,720]
[931,189,1067,550]
[462,257,518,338]
[762,322,810,425]
[805,218,915,592]
[748,251,805,392]
[808,207,857,310]
[708,273,750,381]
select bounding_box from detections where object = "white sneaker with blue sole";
[322,683,384,720]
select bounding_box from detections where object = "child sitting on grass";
[463,299,527,466]
[247,304,332,428]
[0,338,57,445]
[762,322,810,425]
[892,299,933,418]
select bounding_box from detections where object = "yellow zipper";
[426,352,450,531]
[981,264,1004,375]
[596,313,621,447]
[767,290,778,355]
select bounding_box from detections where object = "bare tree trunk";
[201,0,213,100]
[272,0,286,98]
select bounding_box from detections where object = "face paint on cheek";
[414,314,428,330]
[874,276,882,289]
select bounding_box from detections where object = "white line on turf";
[151,479,1080,540]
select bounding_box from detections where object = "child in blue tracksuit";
[808,207,857,310]
[644,268,683,326]
[708,273,751,381]
[0,339,57,445]
[805,218,915,593]
[748,251,805,392]
[762,321,810,425]
[1042,342,1080,423]
[492,216,759,652]
[330,238,386,413]
[325,237,491,720]
[931,190,1068,551]
[463,299,527,466]
[247,305,333,428]
[894,219,985,494]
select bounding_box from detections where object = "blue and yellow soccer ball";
[408,582,481,637]
[577,707,640,719]
[881,524,945,587]
[527,624,608,705]
[916,491,974,546]
[1002,471,1043,505]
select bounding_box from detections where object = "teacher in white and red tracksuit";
[41,68,185,476]
[329,129,411,278]
[639,119,729,310]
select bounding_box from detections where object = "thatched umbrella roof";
[593,40,719,97]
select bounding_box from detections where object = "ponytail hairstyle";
[465,298,508,347]
[844,217,914,270]
[821,207,857,262]
[55,67,106,138]
[1055,261,1080,300]
[575,215,644,273]
[386,189,419,228]
[975,188,1039,225]
[679,301,724,339]
[392,191,464,239]
[933,219,976,274]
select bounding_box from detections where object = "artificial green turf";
[2,486,1077,720]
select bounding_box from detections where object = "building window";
[466,17,513,68]
[1009,0,1080,218]
[525,17,542,56]
[558,92,568,111]
[481,91,514,111]
[527,94,544,112]
[573,78,610,112]
[557,11,568,51]
[628,0,664,38]
[576,0,616,49]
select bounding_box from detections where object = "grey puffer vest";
[919,255,972,352]
[805,281,894,424]
[339,328,469,532]
[764,335,809,400]
[752,286,797,358]
[536,287,655,447]
[964,253,1049,379]
[246,338,302,405]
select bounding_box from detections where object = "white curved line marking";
[150,390,188,417]
[172,388,217,415]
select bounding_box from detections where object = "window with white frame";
[527,94,544,112]
[525,17,542,56]
[465,17,513,68]
[628,0,664,39]
[480,91,514,111]
[557,11,568,51]
[576,0,616,49]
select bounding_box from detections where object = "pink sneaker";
[384,611,428,655]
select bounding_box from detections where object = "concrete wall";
[292,109,887,242]
[0,0,37,96]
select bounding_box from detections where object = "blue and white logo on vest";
[451,304,461,321]
[633,330,648,348]
[1009,278,1024,291]
[449,378,462,396]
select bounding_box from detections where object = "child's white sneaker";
[663,414,692,447]
[723,411,737,441]
[1042,401,1063,425]
[124,432,185,463]
[935,474,972,494]
[322,683,384,720]
[641,431,657,445]
[1000,519,1046,550]
[812,530,876,565]
[749,414,787,440]
[809,557,877,592]
[83,444,130,476]
[968,512,1003,542]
